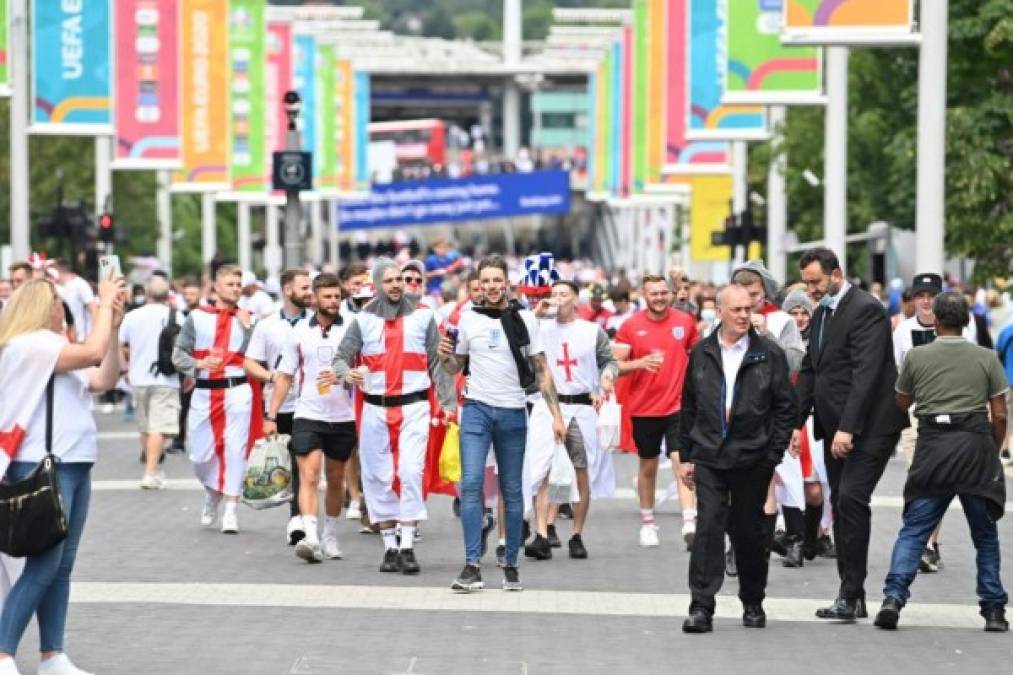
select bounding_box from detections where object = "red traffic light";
[99,213,113,229]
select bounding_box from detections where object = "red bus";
[368,119,446,169]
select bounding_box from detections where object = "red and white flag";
[0,330,64,477]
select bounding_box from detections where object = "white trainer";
[200,492,221,527]
[286,515,306,545]
[221,508,239,534]
[639,523,660,547]
[140,473,165,490]
[37,654,94,675]
[321,534,343,559]
[345,500,361,520]
[0,656,21,675]
[295,539,324,563]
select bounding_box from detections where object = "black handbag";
[0,376,68,557]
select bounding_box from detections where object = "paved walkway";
[8,413,1013,674]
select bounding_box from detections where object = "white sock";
[381,527,398,551]
[323,516,339,539]
[303,515,319,543]
[683,509,697,523]
[497,537,506,547]
[400,525,415,550]
[640,508,655,525]
[223,501,237,516]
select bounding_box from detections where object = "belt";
[364,390,428,408]
[195,376,248,390]
[558,393,593,406]
[917,412,988,428]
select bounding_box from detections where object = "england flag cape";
[0,330,64,477]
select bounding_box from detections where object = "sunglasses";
[404,276,424,285]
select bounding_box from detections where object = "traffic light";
[98,213,115,243]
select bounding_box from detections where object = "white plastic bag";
[242,434,293,510]
[548,442,577,504]
[597,397,621,451]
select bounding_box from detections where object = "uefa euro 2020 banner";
[337,170,571,231]
[0,0,9,97]
[781,0,916,45]
[31,0,113,134]
[228,0,267,194]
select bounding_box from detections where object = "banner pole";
[915,0,947,274]
[9,0,29,260]
[156,170,173,275]
[266,202,281,280]
[95,136,114,217]
[824,46,849,270]
[201,192,216,272]
[767,105,788,284]
[732,140,748,268]
[328,200,339,269]
[237,201,252,273]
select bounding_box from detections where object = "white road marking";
[68,581,989,629]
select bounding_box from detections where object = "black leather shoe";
[682,610,713,633]
[399,549,420,575]
[782,538,804,568]
[874,597,902,629]
[815,597,863,621]
[379,548,400,573]
[524,534,552,560]
[770,529,788,557]
[568,534,588,559]
[546,524,562,548]
[742,604,766,628]
[725,547,738,577]
[983,607,1009,632]
[817,535,837,559]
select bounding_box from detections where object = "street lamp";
[283,90,301,132]
[271,89,312,269]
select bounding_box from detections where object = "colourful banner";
[687,0,767,141]
[113,0,180,169]
[354,71,370,190]
[782,0,915,45]
[0,0,9,96]
[31,0,113,133]
[229,0,266,193]
[620,25,632,196]
[266,21,291,155]
[631,0,648,192]
[314,43,337,191]
[724,0,822,105]
[609,41,621,194]
[335,59,353,191]
[689,174,733,262]
[593,58,608,194]
[292,33,315,181]
[664,0,730,174]
[645,0,666,185]
[174,0,229,191]
[585,72,597,193]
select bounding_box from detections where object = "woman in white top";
[0,277,125,675]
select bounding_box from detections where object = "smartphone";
[98,255,122,281]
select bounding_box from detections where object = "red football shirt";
[614,307,699,417]
[577,304,614,330]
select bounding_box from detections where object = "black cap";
[911,273,943,296]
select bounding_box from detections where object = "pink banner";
[114,0,180,168]
[266,21,292,155]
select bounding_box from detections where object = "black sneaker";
[495,544,507,568]
[451,564,484,593]
[546,524,562,548]
[918,547,939,573]
[568,534,588,559]
[452,497,461,517]
[931,542,943,570]
[742,604,766,628]
[399,549,420,575]
[725,547,737,577]
[874,597,902,630]
[771,529,788,557]
[525,534,552,560]
[480,512,495,558]
[502,565,523,591]
[522,519,531,544]
[558,503,574,520]
[983,607,1009,632]
[379,548,400,573]
[817,534,837,558]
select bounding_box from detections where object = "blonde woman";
[0,277,125,675]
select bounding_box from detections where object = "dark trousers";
[689,461,775,614]
[824,433,898,600]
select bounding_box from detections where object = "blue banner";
[292,34,315,175]
[354,71,370,189]
[337,170,572,231]
[32,0,112,132]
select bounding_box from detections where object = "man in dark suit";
[796,248,909,621]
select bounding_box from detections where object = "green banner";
[631,0,649,192]
[0,0,8,95]
[229,0,266,192]
[315,43,337,192]
[724,0,822,105]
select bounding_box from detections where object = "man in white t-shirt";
[238,271,275,319]
[58,261,98,342]
[265,273,357,563]
[244,269,313,545]
[119,275,183,489]
[439,256,566,593]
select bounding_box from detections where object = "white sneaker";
[221,508,238,534]
[639,523,660,547]
[321,533,343,559]
[345,500,361,520]
[140,473,165,490]
[0,656,20,675]
[295,538,324,563]
[200,492,221,527]
[286,516,306,546]
[37,654,94,675]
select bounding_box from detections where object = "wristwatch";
[264,415,276,422]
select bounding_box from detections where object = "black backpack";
[151,309,181,376]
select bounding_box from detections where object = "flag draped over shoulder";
[0,330,64,476]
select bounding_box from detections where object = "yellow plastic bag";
[439,422,461,483]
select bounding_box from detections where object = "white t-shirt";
[247,310,308,414]
[118,304,183,389]
[893,314,976,366]
[59,275,96,341]
[456,307,543,409]
[19,369,97,463]
[278,316,355,423]
[238,290,275,318]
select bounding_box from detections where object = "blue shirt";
[997,320,1013,384]
[424,251,460,294]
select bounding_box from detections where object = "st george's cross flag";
[0,330,64,477]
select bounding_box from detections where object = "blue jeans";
[459,401,527,566]
[0,462,92,655]
[883,494,1008,610]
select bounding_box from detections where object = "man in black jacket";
[796,248,909,621]
[678,284,797,633]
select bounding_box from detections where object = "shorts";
[134,386,181,436]
[276,411,294,436]
[290,418,356,462]
[563,417,588,470]
[631,413,680,459]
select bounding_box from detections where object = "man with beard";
[173,265,260,534]
[265,274,356,563]
[244,269,313,544]
[333,259,455,575]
